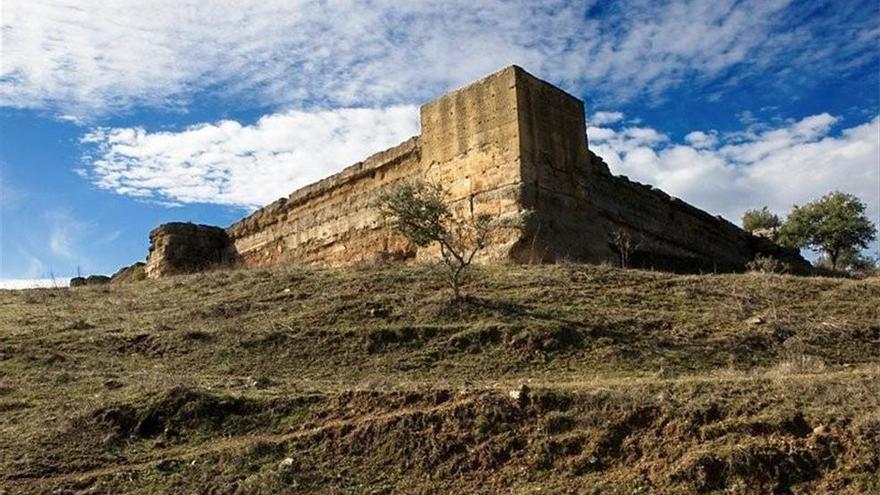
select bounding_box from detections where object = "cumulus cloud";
[684,131,719,149]
[588,125,670,153]
[2,0,877,118]
[589,115,880,229]
[589,111,625,126]
[84,99,878,241]
[81,106,420,208]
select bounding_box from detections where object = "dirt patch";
[197,301,254,319]
[110,333,184,357]
[446,325,503,352]
[674,440,839,492]
[364,326,442,352]
[91,387,315,443]
[507,324,584,355]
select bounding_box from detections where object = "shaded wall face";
[516,91,760,268]
[513,68,610,262]
[145,223,232,278]
[511,69,805,271]
[587,170,756,270]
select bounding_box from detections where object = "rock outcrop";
[144,223,233,278]
[110,262,146,284]
[70,275,111,287]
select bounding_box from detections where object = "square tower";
[418,65,595,261]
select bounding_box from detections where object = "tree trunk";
[451,268,462,301]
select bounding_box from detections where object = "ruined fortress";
[143,66,806,278]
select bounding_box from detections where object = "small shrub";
[746,255,786,274]
[609,228,641,268]
[130,264,147,281]
[377,181,494,300]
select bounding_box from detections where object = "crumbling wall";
[227,66,535,268]
[226,138,422,267]
[145,223,232,278]
[141,65,808,277]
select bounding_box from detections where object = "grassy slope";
[0,264,878,494]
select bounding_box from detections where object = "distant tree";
[742,207,782,233]
[609,228,641,268]
[814,247,877,273]
[377,181,492,300]
[779,192,877,271]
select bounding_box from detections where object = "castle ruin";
[143,66,806,278]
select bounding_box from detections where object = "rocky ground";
[0,264,878,494]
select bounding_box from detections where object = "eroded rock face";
[145,223,233,279]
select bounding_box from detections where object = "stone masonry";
[143,66,808,277]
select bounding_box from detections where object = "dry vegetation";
[0,264,878,494]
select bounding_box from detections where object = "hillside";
[0,264,878,494]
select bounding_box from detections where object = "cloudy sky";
[1,0,878,285]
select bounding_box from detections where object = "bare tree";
[609,228,641,268]
[377,181,492,300]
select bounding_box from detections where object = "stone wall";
[512,67,807,271]
[227,67,535,268]
[141,65,808,278]
[419,67,531,261]
[226,138,422,267]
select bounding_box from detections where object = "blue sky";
[1,0,878,286]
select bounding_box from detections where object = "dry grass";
[0,264,878,493]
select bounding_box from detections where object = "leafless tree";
[610,228,641,268]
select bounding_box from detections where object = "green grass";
[0,264,878,493]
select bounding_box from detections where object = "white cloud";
[719,113,839,163]
[46,210,90,258]
[589,114,880,231]
[586,125,669,153]
[82,106,420,208]
[2,0,876,118]
[589,111,625,125]
[684,130,718,149]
